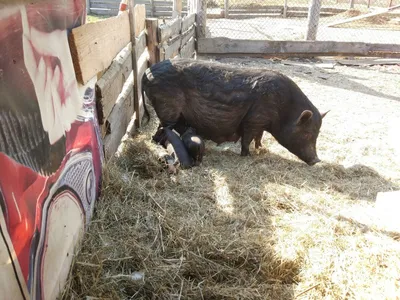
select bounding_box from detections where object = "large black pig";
[142,59,329,166]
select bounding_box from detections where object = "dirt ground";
[63,57,400,299]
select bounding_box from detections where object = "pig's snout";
[306,157,321,166]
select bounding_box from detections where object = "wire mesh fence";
[202,0,400,44]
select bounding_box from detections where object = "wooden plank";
[114,112,138,159]
[163,36,182,59]
[181,25,195,47]
[68,11,130,85]
[95,42,132,126]
[181,12,196,32]
[154,0,173,4]
[103,71,135,160]
[135,30,147,58]
[326,4,400,27]
[305,0,322,41]
[158,17,182,43]
[90,0,122,4]
[336,58,400,66]
[146,18,160,65]
[197,38,400,57]
[225,0,229,18]
[90,3,119,9]
[180,36,195,58]
[227,8,282,13]
[155,6,173,12]
[230,4,282,9]
[153,11,173,17]
[130,0,148,128]
[134,4,146,37]
[129,0,140,128]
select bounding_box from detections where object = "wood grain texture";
[134,4,146,37]
[96,42,132,127]
[68,11,130,85]
[134,50,149,127]
[103,72,135,160]
[181,13,196,32]
[180,36,195,58]
[158,17,182,43]
[163,36,182,59]
[136,31,147,58]
[146,18,160,65]
[181,25,195,47]
[198,38,400,57]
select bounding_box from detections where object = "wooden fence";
[89,0,188,17]
[69,2,197,160]
[220,6,346,19]
[156,13,197,60]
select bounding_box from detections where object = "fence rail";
[89,0,189,17]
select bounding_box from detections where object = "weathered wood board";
[158,17,182,43]
[103,72,135,159]
[181,24,195,47]
[135,50,149,126]
[180,36,195,58]
[198,38,400,57]
[136,31,147,58]
[95,42,132,128]
[134,4,146,37]
[181,12,196,32]
[69,11,131,85]
[163,36,182,59]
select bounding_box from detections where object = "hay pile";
[62,59,400,299]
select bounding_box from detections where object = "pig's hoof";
[240,151,250,156]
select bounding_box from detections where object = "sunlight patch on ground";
[213,173,234,214]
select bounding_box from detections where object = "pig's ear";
[296,110,313,126]
[321,110,330,119]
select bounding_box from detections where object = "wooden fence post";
[149,0,154,17]
[350,0,355,8]
[86,0,90,15]
[146,18,159,65]
[128,0,138,126]
[173,0,183,18]
[305,0,321,41]
[191,0,206,38]
[283,0,288,17]
[224,0,229,18]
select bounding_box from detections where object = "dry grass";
[62,58,400,299]
[320,9,400,30]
